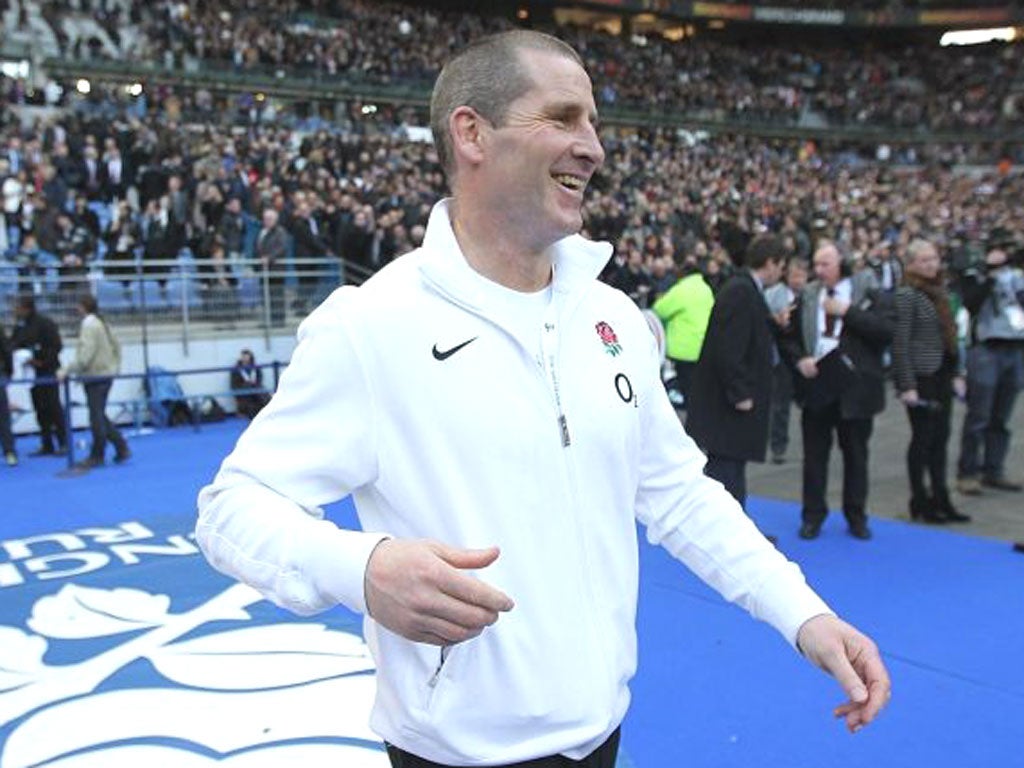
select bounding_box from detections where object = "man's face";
[764,257,785,287]
[787,263,808,292]
[477,50,605,249]
[813,246,842,287]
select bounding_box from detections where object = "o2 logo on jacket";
[0,523,389,767]
[615,373,637,407]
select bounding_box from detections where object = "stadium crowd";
[2,77,1023,316]
[13,0,1024,131]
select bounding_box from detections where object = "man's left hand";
[797,614,891,733]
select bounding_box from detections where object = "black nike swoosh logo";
[432,337,477,361]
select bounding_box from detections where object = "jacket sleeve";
[196,290,388,616]
[843,289,894,349]
[634,328,832,648]
[64,318,100,376]
[958,269,993,315]
[709,286,756,405]
[651,283,680,323]
[891,288,916,393]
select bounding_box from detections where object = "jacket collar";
[419,199,613,312]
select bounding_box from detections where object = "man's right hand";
[797,356,818,378]
[364,539,514,646]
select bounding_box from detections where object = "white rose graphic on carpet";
[0,583,387,767]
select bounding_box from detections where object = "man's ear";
[449,106,487,168]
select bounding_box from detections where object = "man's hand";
[797,356,818,379]
[797,614,892,733]
[953,376,967,400]
[823,297,849,317]
[899,389,919,407]
[735,398,753,412]
[364,539,514,646]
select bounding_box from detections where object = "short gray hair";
[430,30,584,179]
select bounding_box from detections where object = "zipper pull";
[428,645,450,688]
[559,415,571,447]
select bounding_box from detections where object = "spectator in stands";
[103,200,142,288]
[230,348,270,420]
[1,321,16,466]
[141,196,178,289]
[70,191,101,241]
[11,294,67,457]
[217,195,246,274]
[892,238,970,524]
[338,204,375,271]
[53,210,94,298]
[58,294,131,470]
[290,199,333,313]
[781,242,895,541]
[651,254,714,409]
[196,30,890,768]
[255,207,288,325]
[955,229,1024,495]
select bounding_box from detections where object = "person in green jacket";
[652,258,714,408]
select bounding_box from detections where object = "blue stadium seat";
[95,279,137,313]
[138,280,170,311]
[165,277,202,309]
[236,275,261,308]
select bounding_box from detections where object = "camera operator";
[955,228,1024,495]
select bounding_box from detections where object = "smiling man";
[197,31,891,767]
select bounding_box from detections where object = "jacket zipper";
[542,321,571,447]
[428,644,450,689]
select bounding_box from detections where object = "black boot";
[934,492,971,523]
[909,496,947,524]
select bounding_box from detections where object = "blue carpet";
[1,420,1021,767]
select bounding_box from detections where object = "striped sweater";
[892,285,955,392]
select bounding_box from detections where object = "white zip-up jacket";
[196,201,831,765]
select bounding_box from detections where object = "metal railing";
[4,362,287,469]
[1,255,374,360]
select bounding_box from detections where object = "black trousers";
[768,363,793,457]
[386,728,620,768]
[84,379,128,461]
[801,402,873,527]
[674,359,696,409]
[31,382,67,451]
[704,454,747,509]
[0,377,15,454]
[906,367,953,503]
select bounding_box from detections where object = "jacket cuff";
[755,573,834,649]
[299,527,390,615]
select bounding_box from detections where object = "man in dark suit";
[688,235,788,509]
[255,207,289,326]
[290,200,333,313]
[781,241,895,540]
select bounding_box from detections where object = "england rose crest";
[595,321,622,356]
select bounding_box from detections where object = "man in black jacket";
[290,200,333,313]
[11,294,67,456]
[781,242,895,540]
[688,235,787,510]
